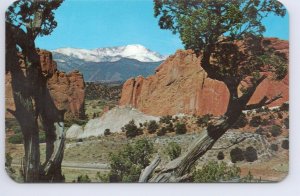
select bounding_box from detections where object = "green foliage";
[8,131,46,144]
[249,116,262,127]
[230,147,244,163]
[5,153,13,168]
[241,171,254,182]
[124,120,143,138]
[270,144,278,151]
[283,117,289,129]
[175,123,187,135]
[255,127,265,135]
[157,127,167,136]
[241,171,262,182]
[108,139,155,182]
[281,139,289,150]
[159,115,173,124]
[166,122,175,132]
[96,172,109,182]
[232,113,248,128]
[64,119,88,128]
[76,174,91,183]
[5,153,16,178]
[261,118,269,126]
[165,142,181,160]
[6,0,64,38]
[8,132,23,144]
[269,114,275,120]
[192,161,240,183]
[217,151,225,160]
[197,114,212,127]
[104,129,111,136]
[143,121,148,127]
[147,120,159,134]
[154,0,286,47]
[154,0,287,98]
[39,131,46,143]
[270,125,282,137]
[263,107,270,112]
[280,102,289,111]
[5,119,21,133]
[243,146,258,162]
[277,112,283,119]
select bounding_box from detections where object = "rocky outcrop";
[46,70,85,120]
[5,50,85,121]
[119,38,289,116]
[66,124,84,139]
[66,106,159,139]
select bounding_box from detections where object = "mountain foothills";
[52,44,166,82]
[119,38,289,116]
[6,39,289,183]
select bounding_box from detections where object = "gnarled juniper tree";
[6,0,64,182]
[139,0,288,182]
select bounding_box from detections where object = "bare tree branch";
[42,122,65,179]
[148,117,230,182]
[6,108,17,118]
[239,74,268,105]
[211,137,246,150]
[244,93,283,110]
[139,155,161,182]
[6,22,28,50]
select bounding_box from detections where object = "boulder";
[119,38,289,116]
[80,106,159,139]
[66,124,84,139]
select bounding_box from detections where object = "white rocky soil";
[66,106,159,139]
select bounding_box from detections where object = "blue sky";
[36,0,289,55]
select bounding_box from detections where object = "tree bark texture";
[6,22,66,182]
[140,73,281,182]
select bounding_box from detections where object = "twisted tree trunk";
[141,117,231,182]
[139,75,281,182]
[6,23,41,182]
[6,22,66,182]
[39,86,66,182]
[42,122,65,182]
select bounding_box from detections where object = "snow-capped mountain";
[52,44,167,63]
[51,44,166,82]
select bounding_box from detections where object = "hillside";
[85,82,122,101]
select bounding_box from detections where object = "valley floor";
[6,129,288,183]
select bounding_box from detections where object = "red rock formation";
[46,70,85,120]
[5,50,85,120]
[119,38,289,116]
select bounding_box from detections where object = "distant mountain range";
[52,44,167,82]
